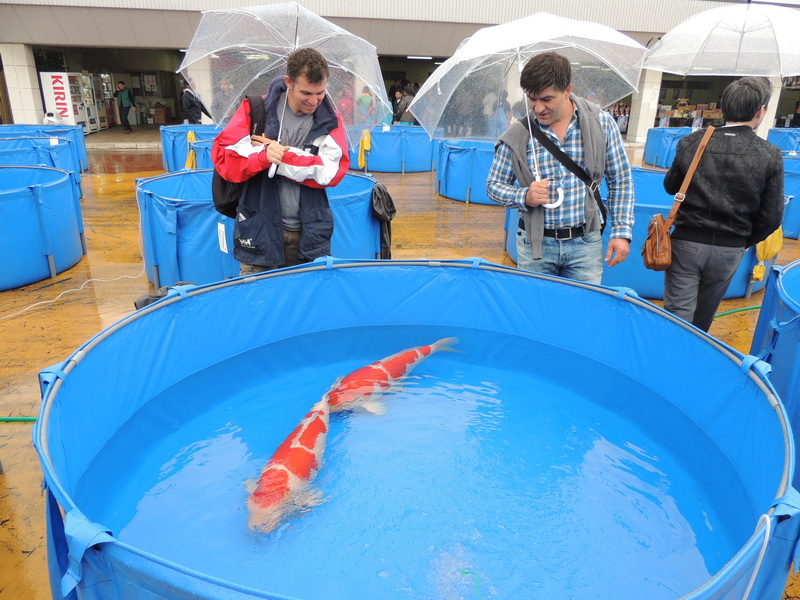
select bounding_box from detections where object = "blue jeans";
[516,225,603,284]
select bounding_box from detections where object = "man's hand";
[524,179,551,207]
[605,238,630,267]
[250,134,285,165]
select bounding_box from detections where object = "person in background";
[791,101,800,128]
[357,85,375,125]
[394,86,415,124]
[388,79,403,112]
[211,78,236,121]
[113,80,135,134]
[487,52,634,284]
[211,47,349,274]
[181,80,212,124]
[662,76,784,332]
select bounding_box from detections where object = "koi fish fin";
[432,337,462,353]
[362,400,387,415]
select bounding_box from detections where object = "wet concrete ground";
[1,125,800,598]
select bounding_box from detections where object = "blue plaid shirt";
[487,105,634,240]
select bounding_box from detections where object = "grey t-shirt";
[276,93,315,231]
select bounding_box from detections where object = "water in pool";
[75,326,755,599]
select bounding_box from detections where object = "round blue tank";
[643,127,692,168]
[34,260,800,599]
[782,156,800,239]
[160,125,220,172]
[136,170,379,287]
[751,259,800,487]
[0,124,88,170]
[0,136,83,176]
[436,138,496,204]
[348,125,436,173]
[0,165,85,291]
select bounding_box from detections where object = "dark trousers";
[119,106,132,132]
[663,238,744,332]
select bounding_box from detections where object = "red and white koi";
[324,337,459,415]
[246,398,330,533]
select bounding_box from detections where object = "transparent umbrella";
[643,3,800,77]
[408,12,647,143]
[178,2,391,148]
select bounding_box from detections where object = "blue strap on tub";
[740,355,772,379]
[772,489,800,571]
[60,509,114,596]
[39,361,68,398]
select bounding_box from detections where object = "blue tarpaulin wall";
[0,166,85,291]
[160,125,220,172]
[436,138,496,205]
[768,129,800,153]
[189,140,214,170]
[783,157,800,239]
[348,125,435,173]
[0,136,83,183]
[0,124,88,171]
[752,260,800,488]
[643,127,692,168]
[503,167,771,299]
[34,259,800,599]
[136,170,379,287]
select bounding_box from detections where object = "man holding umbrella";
[212,47,350,274]
[487,52,634,284]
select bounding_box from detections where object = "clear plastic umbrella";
[408,12,647,143]
[643,3,800,77]
[408,12,646,207]
[178,2,391,148]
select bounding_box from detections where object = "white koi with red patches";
[325,337,459,414]
[246,398,330,533]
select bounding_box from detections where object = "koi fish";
[325,337,459,415]
[246,398,330,533]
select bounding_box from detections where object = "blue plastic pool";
[0,165,85,291]
[436,138,496,205]
[35,260,800,600]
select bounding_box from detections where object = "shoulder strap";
[246,94,266,136]
[525,117,607,227]
[664,126,715,229]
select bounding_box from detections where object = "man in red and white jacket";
[212,47,349,272]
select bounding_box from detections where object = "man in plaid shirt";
[487,52,634,284]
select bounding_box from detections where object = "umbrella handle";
[268,163,278,178]
[542,186,565,209]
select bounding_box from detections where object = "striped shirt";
[487,105,634,240]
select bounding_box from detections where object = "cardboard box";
[152,107,172,124]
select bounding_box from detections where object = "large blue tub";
[436,138,496,205]
[643,127,692,168]
[783,156,800,239]
[0,124,88,171]
[348,125,435,173]
[504,167,772,299]
[0,136,83,179]
[751,259,800,486]
[136,170,379,287]
[160,125,220,172]
[0,166,85,291]
[35,259,800,599]
[768,129,800,153]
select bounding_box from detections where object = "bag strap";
[663,126,715,229]
[525,119,607,227]
[246,94,266,136]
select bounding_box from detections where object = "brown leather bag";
[642,126,715,271]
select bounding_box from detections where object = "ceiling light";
[407,56,432,60]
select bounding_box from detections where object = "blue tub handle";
[61,509,114,596]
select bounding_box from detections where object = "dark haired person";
[487,52,634,283]
[181,79,212,124]
[662,76,784,332]
[112,80,135,134]
[212,47,349,273]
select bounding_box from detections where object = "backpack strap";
[246,94,266,136]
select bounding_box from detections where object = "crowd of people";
[204,46,785,333]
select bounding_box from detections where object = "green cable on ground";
[459,570,483,600]
[714,305,762,318]
[1,416,38,422]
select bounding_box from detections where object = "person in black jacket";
[662,76,784,332]
[181,79,212,124]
